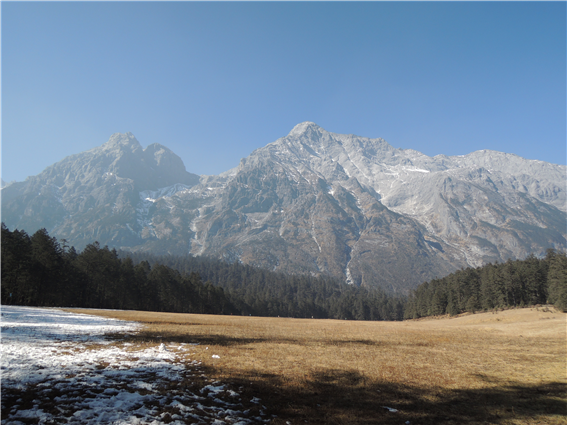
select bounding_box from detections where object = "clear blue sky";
[2,2,565,183]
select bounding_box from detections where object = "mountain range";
[2,122,565,293]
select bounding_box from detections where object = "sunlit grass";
[67,307,567,424]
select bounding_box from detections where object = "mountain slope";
[1,133,200,251]
[185,122,565,291]
[2,123,565,293]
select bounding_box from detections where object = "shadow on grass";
[113,330,270,346]
[203,366,567,425]
[115,329,390,348]
[115,330,393,349]
[323,338,382,347]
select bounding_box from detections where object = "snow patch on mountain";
[136,183,194,233]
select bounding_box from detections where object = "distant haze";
[2,2,565,183]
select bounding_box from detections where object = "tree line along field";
[404,249,567,318]
[2,224,566,320]
[66,306,567,424]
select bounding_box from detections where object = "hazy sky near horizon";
[2,2,565,183]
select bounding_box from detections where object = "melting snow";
[1,306,270,424]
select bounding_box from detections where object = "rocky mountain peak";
[140,143,199,190]
[287,121,323,138]
[144,143,181,167]
[102,132,142,153]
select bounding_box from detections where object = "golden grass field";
[67,307,567,424]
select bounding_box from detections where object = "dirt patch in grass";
[66,307,567,424]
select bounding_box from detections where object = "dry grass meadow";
[67,307,567,424]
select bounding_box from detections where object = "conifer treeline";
[121,251,405,320]
[404,250,567,318]
[1,225,404,320]
[2,225,565,320]
[1,225,234,314]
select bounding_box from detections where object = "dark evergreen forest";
[404,250,567,318]
[0,225,404,320]
[2,224,565,320]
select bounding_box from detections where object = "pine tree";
[30,228,64,306]
[546,250,567,311]
[1,224,33,305]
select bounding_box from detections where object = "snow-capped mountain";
[2,123,565,293]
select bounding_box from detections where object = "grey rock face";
[188,122,565,291]
[2,133,199,252]
[2,124,565,293]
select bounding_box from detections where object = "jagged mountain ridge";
[2,123,565,293]
[2,133,200,251]
[254,122,565,268]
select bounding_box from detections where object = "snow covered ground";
[1,306,270,424]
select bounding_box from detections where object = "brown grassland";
[67,307,567,424]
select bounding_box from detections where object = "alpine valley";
[2,122,565,293]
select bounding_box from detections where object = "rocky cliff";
[3,123,565,293]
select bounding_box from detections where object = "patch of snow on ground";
[1,306,270,424]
